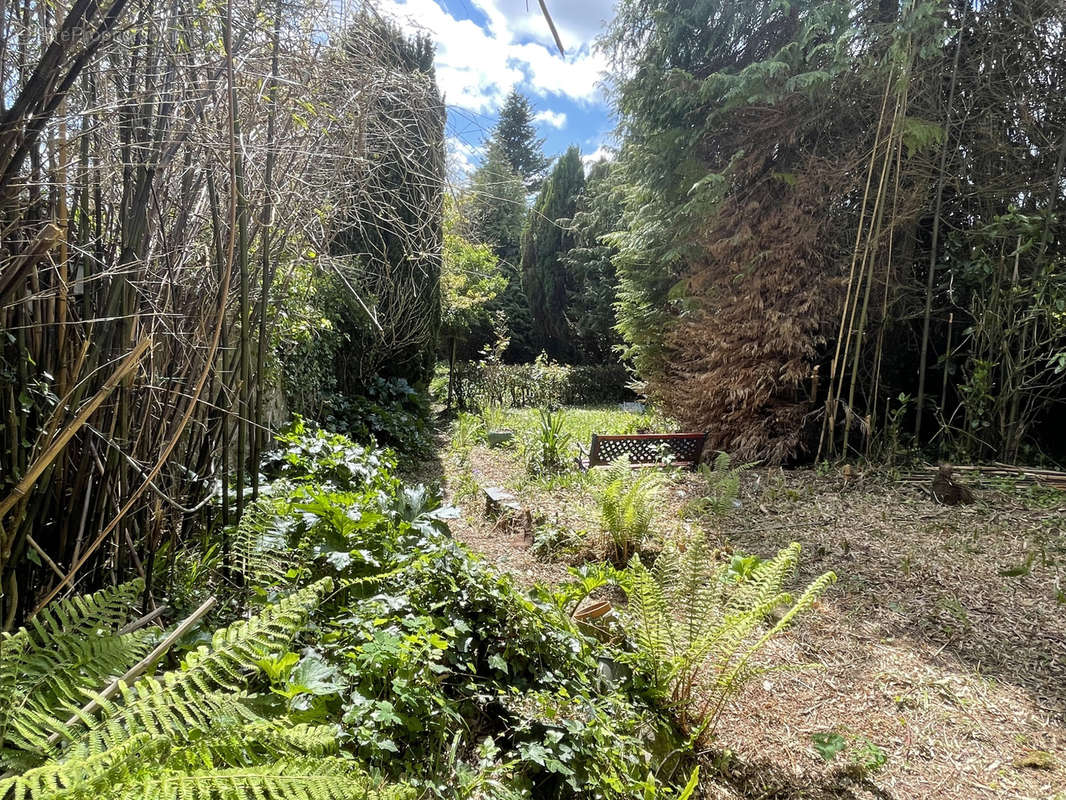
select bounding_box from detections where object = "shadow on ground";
[707,751,896,800]
[720,471,1066,721]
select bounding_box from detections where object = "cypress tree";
[468,143,538,362]
[520,146,585,361]
[562,159,623,364]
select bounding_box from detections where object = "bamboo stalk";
[915,0,966,441]
[0,338,151,525]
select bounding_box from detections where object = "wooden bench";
[576,432,708,471]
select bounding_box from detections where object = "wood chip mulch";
[432,441,1065,800]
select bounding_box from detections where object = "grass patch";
[499,405,677,449]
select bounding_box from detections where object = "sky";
[374,0,618,184]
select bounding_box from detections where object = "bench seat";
[577,432,707,471]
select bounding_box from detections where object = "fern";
[622,537,835,741]
[0,577,419,800]
[45,578,336,759]
[232,496,299,591]
[0,581,150,768]
[1,739,410,800]
[684,452,755,517]
[0,732,167,800]
[118,758,413,800]
[597,458,664,563]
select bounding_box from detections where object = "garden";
[1,0,1065,798]
[434,398,1066,799]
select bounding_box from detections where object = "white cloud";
[581,145,615,169]
[483,0,617,55]
[376,0,611,113]
[446,136,482,183]
[533,109,567,129]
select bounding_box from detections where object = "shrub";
[522,408,573,476]
[563,364,634,405]
[262,416,396,491]
[234,425,690,798]
[452,360,635,410]
[322,376,434,461]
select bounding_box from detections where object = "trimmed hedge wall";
[451,361,634,409]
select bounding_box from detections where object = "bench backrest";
[589,432,707,468]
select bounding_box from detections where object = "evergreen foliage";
[562,160,624,364]
[468,141,538,362]
[622,537,836,741]
[0,570,411,800]
[520,147,586,361]
[596,458,665,564]
[491,90,550,191]
[604,0,1066,462]
[0,581,153,769]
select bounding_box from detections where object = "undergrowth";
[2,419,701,800]
[596,457,666,564]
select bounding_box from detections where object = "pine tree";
[492,90,549,191]
[468,143,526,267]
[520,146,585,361]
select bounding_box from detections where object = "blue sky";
[375,0,618,183]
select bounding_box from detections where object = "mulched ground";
[708,468,1065,800]
[430,434,1066,800]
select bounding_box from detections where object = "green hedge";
[451,360,634,409]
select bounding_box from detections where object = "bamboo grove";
[605,0,1066,464]
[0,0,444,626]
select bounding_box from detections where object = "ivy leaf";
[324,550,353,571]
[488,654,509,674]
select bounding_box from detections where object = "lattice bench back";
[586,432,707,469]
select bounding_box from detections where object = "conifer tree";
[467,143,538,361]
[492,89,549,191]
[563,159,623,363]
[520,146,585,360]
[468,144,526,266]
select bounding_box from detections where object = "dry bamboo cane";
[27,0,242,616]
[915,0,966,440]
[844,64,911,453]
[817,72,894,460]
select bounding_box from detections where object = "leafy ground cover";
[437,405,1066,799]
[1,419,708,800]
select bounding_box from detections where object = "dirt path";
[435,432,1066,799]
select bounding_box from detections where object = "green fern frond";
[0,581,146,704]
[55,688,260,759]
[112,758,414,800]
[0,582,149,764]
[16,578,333,761]
[2,581,145,665]
[621,537,834,740]
[598,458,664,561]
[232,496,297,590]
[162,722,342,772]
[2,746,410,800]
[0,732,168,800]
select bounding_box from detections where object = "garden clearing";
[434,406,1066,800]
